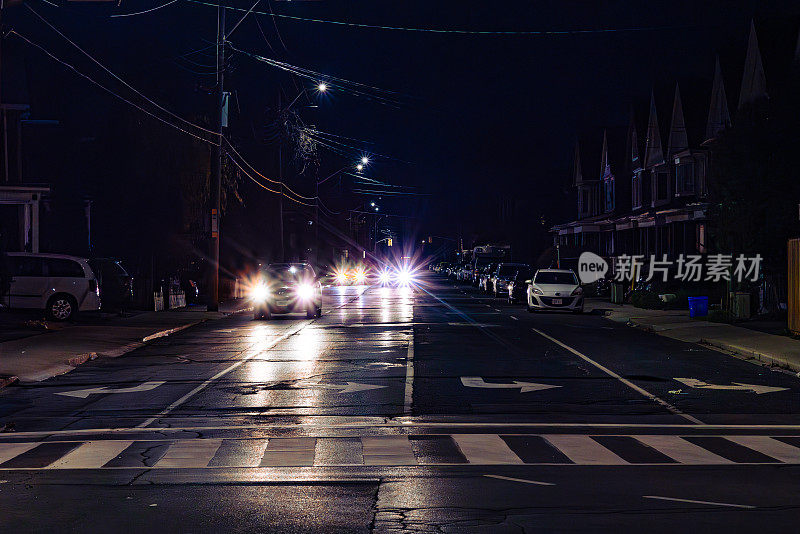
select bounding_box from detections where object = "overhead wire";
[9,29,220,145]
[25,3,220,137]
[110,0,179,18]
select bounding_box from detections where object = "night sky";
[7,0,800,263]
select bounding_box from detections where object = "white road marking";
[56,381,166,399]
[643,495,755,509]
[10,423,800,439]
[544,434,628,465]
[509,315,519,321]
[635,435,733,464]
[260,438,316,466]
[452,434,523,464]
[483,474,554,486]
[136,323,308,428]
[155,439,224,468]
[460,376,560,393]
[492,308,501,312]
[46,440,134,469]
[362,436,416,465]
[724,435,800,463]
[404,334,414,415]
[0,443,37,464]
[674,378,788,395]
[531,328,703,425]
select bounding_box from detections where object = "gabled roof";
[706,56,731,141]
[600,126,628,180]
[627,101,648,171]
[667,84,688,156]
[738,20,768,109]
[643,91,665,168]
[572,132,602,186]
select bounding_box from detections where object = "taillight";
[89,279,99,295]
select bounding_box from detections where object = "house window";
[604,179,614,212]
[676,163,695,195]
[632,171,642,209]
[653,171,669,204]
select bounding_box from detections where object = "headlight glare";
[251,284,269,302]
[296,283,314,300]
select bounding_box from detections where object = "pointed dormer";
[738,21,768,109]
[572,139,584,186]
[706,56,731,140]
[629,110,641,170]
[644,92,664,168]
[667,84,688,156]
[600,130,610,178]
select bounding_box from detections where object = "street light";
[361,156,369,165]
[356,163,364,171]
[370,202,376,207]
[317,82,327,92]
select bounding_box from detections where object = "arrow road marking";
[674,378,788,395]
[56,381,166,399]
[312,382,387,394]
[460,376,561,393]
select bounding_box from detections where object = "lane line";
[136,323,309,428]
[483,474,555,486]
[155,439,224,468]
[531,328,704,425]
[10,424,800,440]
[643,495,755,509]
[404,334,414,415]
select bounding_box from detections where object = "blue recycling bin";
[688,296,709,318]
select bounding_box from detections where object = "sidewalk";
[0,300,249,385]
[593,299,800,373]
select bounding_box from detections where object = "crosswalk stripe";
[635,435,734,464]
[0,443,38,465]
[47,441,134,469]
[724,436,800,463]
[260,438,316,466]
[452,434,523,464]
[362,436,416,465]
[154,439,224,468]
[543,435,628,465]
[314,438,363,466]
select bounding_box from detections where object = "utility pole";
[208,7,225,312]
[278,93,285,262]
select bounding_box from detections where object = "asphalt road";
[1,274,800,532]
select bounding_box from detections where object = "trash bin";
[688,296,709,318]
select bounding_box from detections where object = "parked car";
[251,262,322,320]
[506,266,535,304]
[526,268,584,313]
[2,252,101,321]
[88,258,133,312]
[490,263,530,297]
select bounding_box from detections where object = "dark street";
[2,274,799,532]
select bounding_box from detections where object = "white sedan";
[526,269,584,313]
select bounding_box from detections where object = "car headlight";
[354,270,366,284]
[531,287,544,295]
[251,283,270,302]
[296,283,314,300]
[378,270,391,284]
[571,286,583,296]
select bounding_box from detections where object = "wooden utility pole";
[207,7,225,311]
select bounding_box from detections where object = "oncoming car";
[526,268,584,313]
[251,263,322,320]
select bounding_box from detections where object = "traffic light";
[428,236,432,243]
[387,238,393,247]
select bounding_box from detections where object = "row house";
[552,21,785,274]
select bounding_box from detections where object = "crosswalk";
[0,434,799,469]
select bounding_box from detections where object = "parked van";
[2,253,101,321]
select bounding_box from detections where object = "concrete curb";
[0,319,209,389]
[699,338,800,374]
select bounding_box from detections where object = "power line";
[25,3,220,137]
[110,0,179,18]
[187,0,703,37]
[9,30,220,145]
